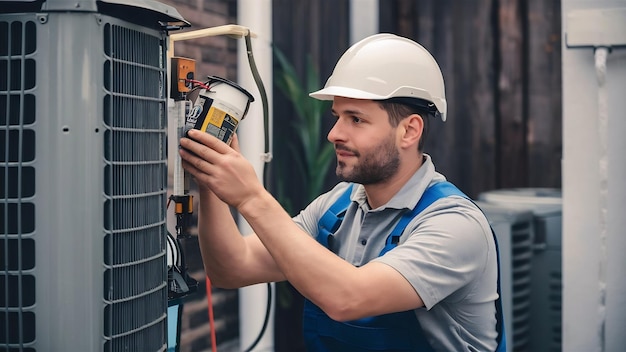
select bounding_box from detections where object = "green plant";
[272,48,337,350]
[273,47,335,214]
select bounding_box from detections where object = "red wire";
[186,78,211,90]
[206,276,218,352]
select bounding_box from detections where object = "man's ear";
[398,114,423,149]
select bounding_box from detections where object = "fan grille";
[102,23,168,352]
[0,18,38,350]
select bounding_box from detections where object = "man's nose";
[327,120,344,143]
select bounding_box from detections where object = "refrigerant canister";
[185,76,255,144]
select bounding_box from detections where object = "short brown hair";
[377,98,434,151]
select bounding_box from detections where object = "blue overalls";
[302,182,507,352]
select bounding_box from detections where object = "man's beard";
[335,135,400,185]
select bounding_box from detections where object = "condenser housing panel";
[1,1,187,351]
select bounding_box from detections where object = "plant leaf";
[273,46,336,210]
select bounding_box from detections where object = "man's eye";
[352,117,362,123]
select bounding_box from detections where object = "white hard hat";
[310,33,447,121]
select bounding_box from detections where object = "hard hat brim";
[309,86,387,101]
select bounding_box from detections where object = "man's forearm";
[237,189,364,315]
[196,188,249,287]
[196,188,287,288]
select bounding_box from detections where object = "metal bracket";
[566,8,626,48]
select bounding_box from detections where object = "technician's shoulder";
[420,191,492,231]
[407,180,494,245]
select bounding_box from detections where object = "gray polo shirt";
[293,154,499,351]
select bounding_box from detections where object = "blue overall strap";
[316,184,354,249]
[379,181,465,256]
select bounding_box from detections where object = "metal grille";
[510,221,533,351]
[102,23,168,352]
[549,270,562,351]
[0,19,37,352]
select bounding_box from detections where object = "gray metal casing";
[1,8,176,351]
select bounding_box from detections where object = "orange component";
[187,195,194,213]
[171,57,196,96]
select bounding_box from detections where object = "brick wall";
[160,1,241,351]
[167,0,239,81]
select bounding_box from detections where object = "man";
[179,33,504,351]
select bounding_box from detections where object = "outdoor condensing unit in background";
[475,201,535,352]
[479,188,563,352]
[1,0,187,351]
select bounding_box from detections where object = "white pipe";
[350,0,379,44]
[168,24,255,58]
[594,46,609,351]
[236,1,274,351]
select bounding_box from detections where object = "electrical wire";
[206,277,218,352]
[244,32,271,166]
[185,78,211,90]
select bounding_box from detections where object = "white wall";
[562,1,626,351]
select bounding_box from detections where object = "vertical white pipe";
[594,46,609,352]
[237,1,274,351]
[350,0,379,44]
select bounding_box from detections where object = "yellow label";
[201,106,227,131]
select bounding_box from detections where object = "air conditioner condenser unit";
[479,188,563,352]
[475,201,535,352]
[0,1,188,351]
